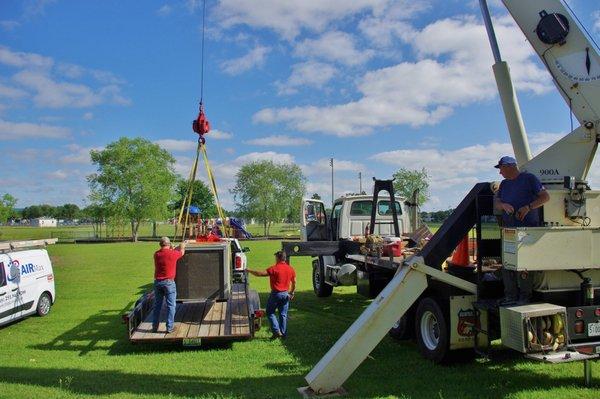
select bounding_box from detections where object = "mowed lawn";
[0,241,598,399]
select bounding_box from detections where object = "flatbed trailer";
[126,282,259,344]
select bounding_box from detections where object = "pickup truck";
[284,179,423,298]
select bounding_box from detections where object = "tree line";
[2,136,435,240]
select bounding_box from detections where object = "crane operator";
[494,156,550,305]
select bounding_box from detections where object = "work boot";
[498,268,518,306]
[517,271,533,305]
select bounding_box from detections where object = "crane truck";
[294,0,600,396]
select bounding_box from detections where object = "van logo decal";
[5,259,44,282]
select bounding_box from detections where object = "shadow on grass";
[0,366,304,398]
[26,289,598,397]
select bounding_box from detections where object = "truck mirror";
[242,247,250,253]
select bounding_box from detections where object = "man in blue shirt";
[494,156,550,304]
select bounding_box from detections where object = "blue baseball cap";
[494,156,517,168]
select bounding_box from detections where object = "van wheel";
[36,292,52,317]
[312,259,333,297]
[415,297,449,363]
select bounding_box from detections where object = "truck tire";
[312,258,333,297]
[389,310,414,341]
[415,297,450,363]
[36,292,52,317]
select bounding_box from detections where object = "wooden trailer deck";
[129,283,252,343]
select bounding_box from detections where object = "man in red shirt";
[247,251,296,339]
[152,237,186,333]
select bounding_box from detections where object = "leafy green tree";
[392,168,430,206]
[0,193,17,223]
[231,160,306,236]
[87,137,177,241]
[171,179,217,218]
[22,205,42,219]
[82,204,110,238]
[56,204,80,220]
[311,193,322,200]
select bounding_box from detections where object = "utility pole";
[330,158,334,208]
[359,172,362,194]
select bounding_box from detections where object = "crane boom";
[495,0,600,185]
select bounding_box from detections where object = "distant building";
[31,217,57,227]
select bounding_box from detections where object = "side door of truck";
[301,199,329,241]
[0,256,21,325]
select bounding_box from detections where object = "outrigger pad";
[297,386,347,398]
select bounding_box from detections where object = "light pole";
[359,172,362,194]
[330,157,334,207]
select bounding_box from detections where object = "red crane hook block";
[192,103,211,136]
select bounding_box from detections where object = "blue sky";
[1,0,599,212]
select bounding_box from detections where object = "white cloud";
[214,0,388,40]
[245,135,313,146]
[155,139,196,152]
[56,63,85,79]
[83,112,93,120]
[24,0,57,17]
[0,82,28,99]
[593,11,600,34]
[314,158,365,173]
[359,1,430,47]
[254,15,550,136]
[276,61,337,95]
[0,46,53,69]
[0,20,20,31]
[294,31,373,66]
[60,144,102,164]
[0,46,130,108]
[368,132,580,210]
[45,170,68,180]
[0,118,70,140]
[185,0,201,12]
[209,129,233,139]
[157,5,172,16]
[221,45,271,75]
[13,70,130,108]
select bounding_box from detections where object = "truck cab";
[293,190,418,298]
[302,194,412,242]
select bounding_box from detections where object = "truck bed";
[128,283,252,343]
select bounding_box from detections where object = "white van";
[0,239,56,327]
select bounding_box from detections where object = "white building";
[31,217,57,227]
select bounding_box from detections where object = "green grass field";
[0,240,598,398]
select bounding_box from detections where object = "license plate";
[182,338,202,346]
[588,322,600,337]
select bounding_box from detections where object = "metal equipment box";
[500,303,567,353]
[502,227,600,271]
[175,242,231,301]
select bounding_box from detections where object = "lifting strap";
[175,139,228,241]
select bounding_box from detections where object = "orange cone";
[450,236,470,267]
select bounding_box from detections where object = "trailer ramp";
[300,256,476,396]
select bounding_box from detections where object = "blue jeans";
[266,291,290,336]
[152,279,176,332]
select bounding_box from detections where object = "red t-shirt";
[266,262,296,292]
[154,247,183,280]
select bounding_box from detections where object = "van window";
[0,262,6,287]
[378,201,402,215]
[349,201,372,216]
